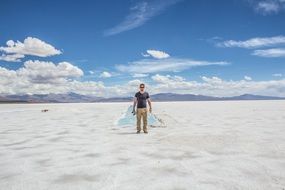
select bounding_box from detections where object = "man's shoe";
[136,131,141,134]
[143,131,148,134]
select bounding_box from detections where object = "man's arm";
[133,97,137,109]
[132,97,137,115]
[147,98,152,113]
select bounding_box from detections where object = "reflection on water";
[117,105,159,127]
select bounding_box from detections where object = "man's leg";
[142,108,148,133]
[136,108,142,132]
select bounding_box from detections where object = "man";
[132,83,152,134]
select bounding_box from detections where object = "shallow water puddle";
[116,105,165,127]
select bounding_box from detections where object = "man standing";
[132,83,152,134]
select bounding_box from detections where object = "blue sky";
[0,0,285,97]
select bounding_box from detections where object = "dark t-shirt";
[135,91,150,108]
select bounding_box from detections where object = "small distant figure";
[132,83,152,134]
[41,109,49,112]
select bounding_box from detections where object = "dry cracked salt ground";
[0,101,285,190]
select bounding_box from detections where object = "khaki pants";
[136,108,148,131]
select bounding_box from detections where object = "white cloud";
[253,0,285,15]
[218,36,285,48]
[22,60,83,80]
[0,61,89,95]
[116,58,229,74]
[202,36,223,43]
[0,37,62,57]
[144,50,170,59]
[152,74,185,84]
[244,76,252,81]
[132,73,149,78]
[104,0,182,36]
[0,37,61,62]
[252,48,285,57]
[99,71,112,78]
[149,74,285,97]
[1,67,285,97]
[256,1,280,14]
[0,54,25,62]
[5,60,82,85]
[273,73,283,77]
[201,76,223,84]
[128,79,144,86]
[0,67,17,85]
[141,53,150,57]
[89,70,95,74]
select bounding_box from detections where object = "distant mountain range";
[0,92,285,103]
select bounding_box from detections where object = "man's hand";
[149,107,152,113]
[132,107,136,115]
